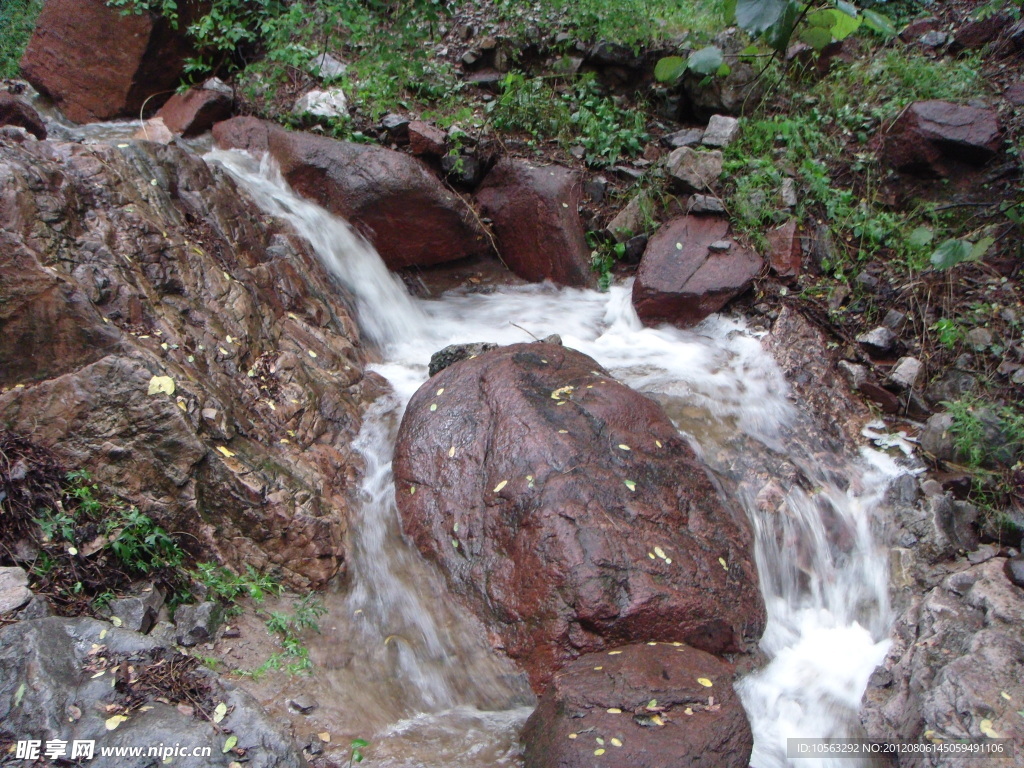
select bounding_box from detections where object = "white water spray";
[209,148,897,767]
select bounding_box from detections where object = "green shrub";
[0,0,42,78]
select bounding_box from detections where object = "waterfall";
[210,148,897,767]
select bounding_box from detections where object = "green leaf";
[736,0,791,34]
[970,236,995,260]
[807,9,836,28]
[654,56,687,83]
[766,1,801,52]
[800,26,833,50]
[834,0,858,18]
[908,226,934,249]
[862,9,897,37]
[223,735,237,753]
[738,43,761,62]
[351,739,369,749]
[687,46,724,75]
[930,239,973,270]
[829,7,862,40]
[716,62,732,77]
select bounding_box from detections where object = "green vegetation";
[194,562,284,605]
[0,0,41,78]
[239,593,326,678]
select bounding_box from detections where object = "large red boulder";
[522,643,753,768]
[0,93,47,140]
[20,0,200,123]
[156,80,233,137]
[882,100,1002,176]
[393,343,765,689]
[476,158,595,288]
[213,117,488,270]
[632,216,762,328]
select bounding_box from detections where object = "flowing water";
[208,149,899,767]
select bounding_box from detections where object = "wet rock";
[287,694,319,714]
[394,344,765,688]
[1005,81,1024,107]
[887,357,922,391]
[920,413,959,463]
[607,193,651,242]
[862,559,1024,757]
[633,216,761,328]
[109,584,164,634]
[701,114,740,148]
[858,381,900,414]
[856,326,896,354]
[156,80,233,137]
[476,158,594,287]
[661,127,704,148]
[899,18,939,42]
[666,146,723,192]
[214,117,487,269]
[838,360,868,390]
[882,101,1002,177]
[407,120,447,156]
[882,308,907,333]
[951,13,1008,51]
[686,194,726,214]
[584,176,607,203]
[0,566,31,613]
[623,235,647,264]
[683,39,764,119]
[307,52,347,80]
[0,93,47,140]
[522,643,752,768]
[428,341,498,377]
[381,113,411,138]
[440,153,483,187]
[0,138,365,587]
[132,117,174,144]
[925,369,977,406]
[173,601,224,647]
[1006,556,1024,588]
[0,617,305,767]
[20,0,200,123]
[765,220,801,278]
[855,270,880,292]
[292,88,348,118]
[919,30,949,48]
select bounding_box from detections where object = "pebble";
[701,114,740,148]
[887,356,922,391]
[288,694,319,714]
[856,326,896,354]
[964,327,992,351]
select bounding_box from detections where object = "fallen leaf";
[409,486,416,495]
[448,446,456,457]
[216,446,235,458]
[147,376,175,396]
[610,738,623,747]
[105,715,128,730]
[617,444,631,451]
[436,388,445,395]
[655,440,663,448]
[646,699,658,710]
[111,616,122,627]
[68,546,78,556]
[596,738,604,745]
[568,733,578,739]
[654,546,666,559]
[608,650,623,655]
[308,350,318,358]
[1000,691,1011,701]
[979,719,999,738]
[697,677,713,688]
[493,480,508,493]
[213,702,227,723]
[100,629,108,640]
[652,715,664,726]
[318,732,331,743]
[594,666,603,670]
[430,403,438,411]
[594,749,605,756]
[14,683,25,707]
[91,670,106,679]
[684,707,693,716]
[718,557,728,570]
[665,558,672,564]
[222,735,237,753]
[647,552,655,559]
[607,708,622,714]
[452,539,459,548]
[624,480,636,492]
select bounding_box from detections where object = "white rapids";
[208,148,898,767]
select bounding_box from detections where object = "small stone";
[407,121,447,156]
[202,77,233,97]
[859,381,900,413]
[967,544,999,565]
[1013,368,1024,386]
[608,193,650,242]
[584,176,607,204]
[0,567,31,613]
[701,114,740,148]
[623,235,647,264]
[661,128,704,148]
[1005,82,1024,107]
[855,271,880,291]
[964,327,992,351]
[1006,556,1024,588]
[173,601,224,647]
[461,50,482,67]
[882,309,907,332]
[780,177,797,208]
[666,147,723,192]
[288,694,319,714]
[686,194,726,214]
[919,31,948,47]
[293,88,348,118]
[838,361,867,390]
[920,413,957,462]
[708,240,731,252]
[856,326,896,354]
[307,52,347,80]
[888,357,922,391]
[133,117,174,144]
[382,114,411,136]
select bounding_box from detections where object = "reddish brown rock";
[882,100,1002,177]
[20,0,199,123]
[407,120,447,156]
[156,82,233,137]
[522,643,753,768]
[899,18,940,42]
[951,13,1009,51]
[766,219,801,278]
[393,343,765,689]
[1005,81,1024,107]
[476,159,595,287]
[0,138,368,588]
[632,216,762,328]
[213,117,488,270]
[0,93,46,140]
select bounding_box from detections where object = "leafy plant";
[348,738,369,767]
[930,318,964,349]
[0,0,42,78]
[930,237,994,271]
[194,563,283,604]
[105,506,185,575]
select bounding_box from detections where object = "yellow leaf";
[213,702,227,723]
[610,738,623,747]
[448,446,455,457]
[624,480,636,492]
[594,749,605,756]
[652,715,664,726]
[111,616,122,627]
[596,738,604,745]
[409,486,416,495]
[551,385,574,400]
[105,715,128,731]
[568,733,578,739]
[1001,691,1011,701]
[594,666,603,670]
[697,677,713,687]
[318,732,331,743]
[655,440,663,448]
[147,376,175,396]
[430,403,438,411]
[222,735,237,753]
[719,557,728,570]
[176,401,187,412]
[558,429,568,434]
[608,650,623,655]
[68,546,78,556]
[648,552,655,559]
[493,480,508,493]
[436,388,445,395]
[216,446,235,458]
[618,444,631,451]
[979,719,999,738]
[684,707,693,716]
[308,350,318,358]
[606,708,622,714]
[665,558,673,564]
[654,546,667,559]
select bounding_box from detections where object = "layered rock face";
[20,0,201,123]
[393,342,765,688]
[0,135,372,587]
[213,116,489,270]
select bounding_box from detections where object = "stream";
[208,148,900,768]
